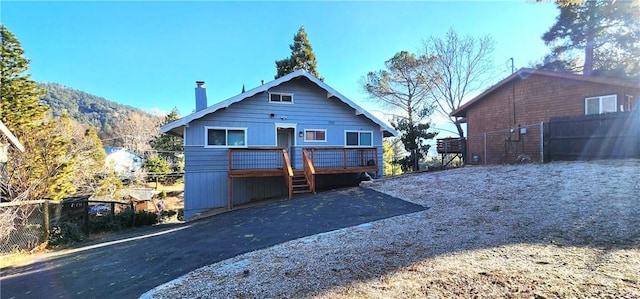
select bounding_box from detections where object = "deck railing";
[306,147,378,172]
[228,147,284,172]
[227,147,379,208]
[302,149,316,193]
[228,148,294,209]
[437,137,465,154]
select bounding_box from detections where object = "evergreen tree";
[0,25,47,130]
[72,126,112,195]
[40,115,76,200]
[541,0,640,79]
[151,108,183,153]
[0,25,75,201]
[151,107,183,176]
[363,51,438,172]
[275,26,322,79]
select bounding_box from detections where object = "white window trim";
[274,123,297,147]
[344,130,374,147]
[204,126,248,148]
[268,92,294,104]
[585,94,617,115]
[304,129,327,143]
[623,94,638,112]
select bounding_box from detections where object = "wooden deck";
[228,147,379,209]
[228,148,293,209]
[436,137,464,154]
[436,137,465,167]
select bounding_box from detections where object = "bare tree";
[422,29,496,139]
[112,112,161,156]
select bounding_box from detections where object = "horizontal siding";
[185,78,383,149]
[182,77,390,219]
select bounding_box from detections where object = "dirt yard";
[144,160,640,298]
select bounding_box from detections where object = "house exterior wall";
[465,74,640,164]
[183,77,384,220]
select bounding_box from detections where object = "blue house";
[161,70,397,220]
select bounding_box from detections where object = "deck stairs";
[292,170,312,195]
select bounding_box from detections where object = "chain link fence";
[0,196,138,254]
[467,122,545,165]
[0,201,52,254]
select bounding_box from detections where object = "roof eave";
[301,73,398,137]
[0,120,25,152]
[163,69,400,138]
[453,68,640,117]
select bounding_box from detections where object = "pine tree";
[363,51,438,172]
[275,26,322,79]
[0,25,47,130]
[1,25,75,201]
[151,108,183,153]
[151,108,183,176]
[541,0,640,79]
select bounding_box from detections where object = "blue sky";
[3,1,558,135]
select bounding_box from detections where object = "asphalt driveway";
[1,187,426,299]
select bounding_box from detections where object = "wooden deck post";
[343,148,347,169]
[228,149,233,210]
[228,177,233,210]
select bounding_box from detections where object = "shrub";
[145,156,171,183]
[48,222,84,246]
[134,211,158,227]
[177,208,184,221]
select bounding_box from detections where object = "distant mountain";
[37,82,152,136]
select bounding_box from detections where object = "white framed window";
[205,127,247,147]
[585,95,617,115]
[345,130,373,147]
[268,92,293,103]
[304,129,327,142]
[622,94,638,112]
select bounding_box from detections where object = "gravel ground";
[142,159,640,298]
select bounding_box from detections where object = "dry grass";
[143,182,184,192]
[143,160,640,298]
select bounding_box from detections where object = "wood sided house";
[161,70,397,220]
[451,68,640,164]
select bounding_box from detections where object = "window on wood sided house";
[206,127,247,147]
[304,129,326,142]
[345,131,373,147]
[585,95,617,115]
[269,92,293,103]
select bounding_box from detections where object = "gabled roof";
[161,70,397,137]
[451,68,640,118]
[0,119,25,152]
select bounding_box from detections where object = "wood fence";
[547,111,640,161]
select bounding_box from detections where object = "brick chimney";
[195,81,207,112]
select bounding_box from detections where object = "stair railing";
[282,149,294,199]
[302,149,316,193]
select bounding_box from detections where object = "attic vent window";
[269,92,293,103]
